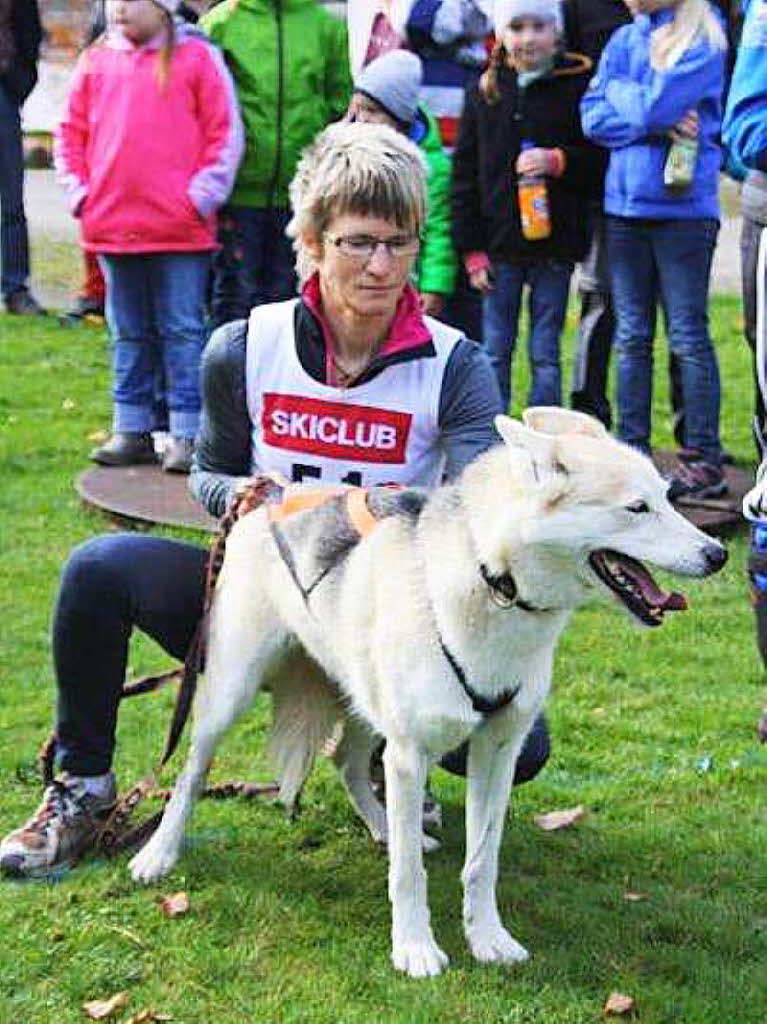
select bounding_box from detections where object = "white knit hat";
[493,0,563,32]
[355,50,424,128]
[151,0,182,13]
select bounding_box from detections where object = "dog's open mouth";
[588,549,688,626]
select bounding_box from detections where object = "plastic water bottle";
[664,135,697,189]
[517,140,551,241]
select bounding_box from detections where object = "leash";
[38,475,286,856]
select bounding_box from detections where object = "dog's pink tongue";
[659,591,687,612]
[636,572,688,612]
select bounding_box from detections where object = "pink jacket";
[55,24,243,253]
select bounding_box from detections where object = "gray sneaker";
[0,774,116,878]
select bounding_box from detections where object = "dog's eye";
[626,500,650,514]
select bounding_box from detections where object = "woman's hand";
[673,109,699,140]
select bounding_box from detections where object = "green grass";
[0,291,765,1024]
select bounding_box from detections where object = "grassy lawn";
[0,295,765,1024]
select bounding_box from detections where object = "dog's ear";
[495,414,556,466]
[522,406,607,438]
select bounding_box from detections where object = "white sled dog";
[130,407,726,977]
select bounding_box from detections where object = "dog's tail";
[268,651,342,816]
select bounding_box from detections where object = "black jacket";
[451,53,606,263]
[1,0,42,103]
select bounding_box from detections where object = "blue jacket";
[580,10,725,219]
[722,0,767,176]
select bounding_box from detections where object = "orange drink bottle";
[517,141,551,241]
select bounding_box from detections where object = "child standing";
[581,0,727,499]
[200,0,351,328]
[56,0,243,472]
[452,0,604,411]
[348,49,458,319]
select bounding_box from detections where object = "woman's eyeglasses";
[324,233,420,261]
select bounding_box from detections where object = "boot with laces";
[667,449,727,502]
[0,773,116,878]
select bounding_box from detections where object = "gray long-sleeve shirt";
[190,305,503,519]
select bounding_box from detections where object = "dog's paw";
[392,936,449,978]
[128,837,179,884]
[467,925,529,967]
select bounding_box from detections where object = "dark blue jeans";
[211,204,297,328]
[482,259,573,412]
[52,533,550,786]
[606,216,722,463]
[100,251,211,439]
[0,82,30,299]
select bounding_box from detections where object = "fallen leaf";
[533,805,584,831]
[160,891,189,918]
[62,398,76,411]
[88,429,110,443]
[622,892,646,902]
[604,992,636,1016]
[82,991,129,1020]
[125,1012,173,1023]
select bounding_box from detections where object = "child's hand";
[672,109,699,140]
[468,266,494,293]
[419,292,445,316]
[515,148,565,178]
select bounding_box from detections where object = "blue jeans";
[0,82,30,299]
[99,252,211,439]
[482,259,573,411]
[211,204,296,328]
[606,216,722,463]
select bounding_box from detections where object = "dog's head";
[489,408,727,626]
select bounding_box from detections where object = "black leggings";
[52,533,549,784]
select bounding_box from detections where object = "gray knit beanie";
[494,0,563,32]
[355,50,424,128]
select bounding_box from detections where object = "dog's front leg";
[462,720,531,967]
[384,740,448,977]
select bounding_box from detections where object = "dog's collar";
[440,639,520,717]
[479,562,547,613]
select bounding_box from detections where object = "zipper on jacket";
[268,0,284,207]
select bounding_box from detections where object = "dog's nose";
[703,542,727,574]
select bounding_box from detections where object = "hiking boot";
[91,432,158,467]
[58,296,105,327]
[162,437,194,474]
[667,449,727,502]
[0,774,116,878]
[5,288,46,316]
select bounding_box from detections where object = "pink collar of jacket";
[301,272,431,384]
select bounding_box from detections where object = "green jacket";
[412,105,458,296]
[201,0,351,208]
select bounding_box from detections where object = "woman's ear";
[302,230,323,267]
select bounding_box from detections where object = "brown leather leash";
[38,475,286,856]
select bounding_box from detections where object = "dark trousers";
[52,533,550,786]
[211,204,296,329]
[0,82,30,299]
[570,208,685,440]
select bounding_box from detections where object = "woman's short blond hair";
[287,121,428,283]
